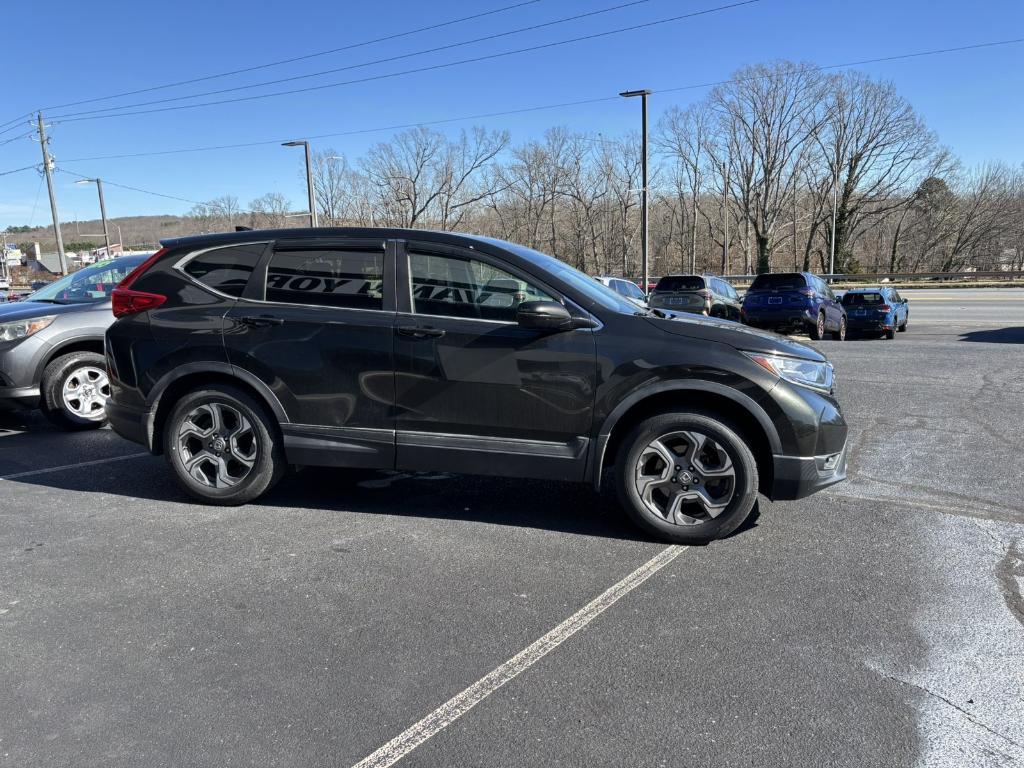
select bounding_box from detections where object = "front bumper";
[0,384,40,410]
[771,444,848,500]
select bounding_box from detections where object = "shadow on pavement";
[5,457,766,544]
[959,327,1024,344]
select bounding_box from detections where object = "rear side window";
[749,274,805,291]
[409,251,553,322]
[620,280,645,300]
[265,248,384,309]
[183,243,265,297]
[655,276,704,292]
[841,292,884,306]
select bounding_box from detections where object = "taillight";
[697,289,712,299]
[112,289,166,317]
[111,246,169,318]
[799,288,815,297]
[877,304,892,312]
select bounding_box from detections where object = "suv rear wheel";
[164,384,285,505]
[41,351,110,431]
[616,412,759,544]
[809,311,826,340]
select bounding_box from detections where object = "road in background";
[0,290,1021,767]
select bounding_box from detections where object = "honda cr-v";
[105,229,848,544]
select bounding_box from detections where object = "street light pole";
[620,89,651,293]
[283,140,318,228]
[75,178,112,256]
[829,166,838,280]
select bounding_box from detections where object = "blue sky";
[1,0,1021,229]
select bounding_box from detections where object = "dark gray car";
[0,254,147,429]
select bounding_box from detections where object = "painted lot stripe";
[351,544,687,768]
[0,451,149,480]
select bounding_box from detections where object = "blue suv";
[840,287,909,339]
[741,272,846,341]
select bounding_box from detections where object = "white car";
[594,275,647,308]
[0,278,10,290]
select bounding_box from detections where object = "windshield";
[655,275,705,292]
[749,273,806,292]
[841,292,885,305]
[27,256,149,304]
[478,238,644,315]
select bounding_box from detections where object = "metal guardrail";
[721,270,1024,283]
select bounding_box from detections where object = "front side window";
[184,243,264,297]
[409,252,554,322]
[265,248,384,309]
[621,280,645,300]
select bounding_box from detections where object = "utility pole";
[36,112,68,275]
[620,90,651,292]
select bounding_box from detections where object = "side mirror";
[516,300,574,331]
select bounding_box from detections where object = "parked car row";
[597,271,910,342]
[0,231,848,545]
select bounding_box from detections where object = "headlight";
[0,315,57,343]
[744,352,834,393]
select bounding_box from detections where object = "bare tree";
[248,193,291,229]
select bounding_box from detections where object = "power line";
[56,37,1024,165]
[0,164,37,178]
[51,0,656,119]
[40,0,547,114]
[0,131,34,148]
[57,168,208,207]
[59,96,621,162]
[51,1,760,122]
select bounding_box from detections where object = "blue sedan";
[839,287,909,339]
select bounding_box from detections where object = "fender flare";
[587,380,782,490]
[144,362,289,450]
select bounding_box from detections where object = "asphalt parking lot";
[2,288,1022,768]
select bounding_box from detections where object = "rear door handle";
[397,325,445,339]
[239,315,284,328]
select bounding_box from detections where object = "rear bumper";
[742,308,815,329]
[771,444,848,500]
[105,397,153,450]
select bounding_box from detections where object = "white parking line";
[350,544,687,768]
[0,451,150,481]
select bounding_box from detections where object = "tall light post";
[620,89,651,293]
[74,178,111,255]
[282,140,318,228]
[829,167,838,281]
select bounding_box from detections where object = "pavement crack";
[995,540,1024,630]
[878,671,1024,752]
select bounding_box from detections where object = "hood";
[644,312,826,362]
[0,300,107,323]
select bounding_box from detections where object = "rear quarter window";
[183,243,265,297]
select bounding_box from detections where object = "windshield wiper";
[26,298,68,304]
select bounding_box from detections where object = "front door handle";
[397,325,445,339]
[239,315,285,328]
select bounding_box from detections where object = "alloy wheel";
[633,430,736,526]
[176,402,258,488]
[61,366,110,421]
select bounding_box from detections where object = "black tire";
[809,312,826,340]
[615,412,759,544]
[163,384,285,505]
[40,351,110,431]
[885,327,896,340]
[831,317,847,341]
[898,315,908,332]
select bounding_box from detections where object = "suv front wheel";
[164,384,285,505]
[616,412,759,544]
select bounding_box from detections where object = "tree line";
[188,60,1024,277]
